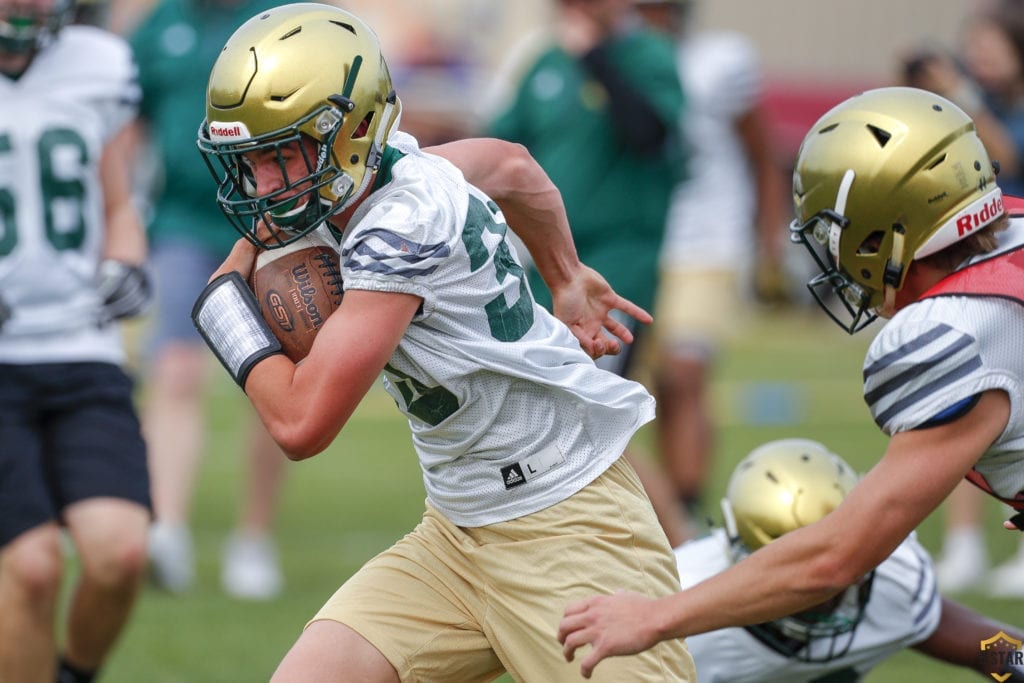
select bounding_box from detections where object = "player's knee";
[78,532,149,589]
[660,354,708,395]
[1,531,64,601]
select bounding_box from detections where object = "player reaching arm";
[427,137,651,359]
[96,123,151,323]
[657,439,1024,682]
[559,86,1024,678]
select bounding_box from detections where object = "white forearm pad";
[191,272,282,389]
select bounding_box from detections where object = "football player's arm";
[428,138,577,285]
[558,389,1009,679]
[913,597,1024,677]
[204,241,420,460]
[737,106,789,304]
[97,124,152,321]
[100,124,146,265]
[427,138,650,358]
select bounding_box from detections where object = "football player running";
[192,4,692,681]
[558,86,1024,678]
[677,438,1023,682]
[0,0,152,681]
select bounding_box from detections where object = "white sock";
[941,527,986,561]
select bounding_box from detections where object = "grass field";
[91,304,1022,682]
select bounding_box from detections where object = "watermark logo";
[980,631,1023,682]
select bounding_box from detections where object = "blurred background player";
[127,0,285,600]
[632,0,788,525]
[486,0,691,545]
[677,438,1024,681]
[901,0,1024,595]
[0,0,152,679]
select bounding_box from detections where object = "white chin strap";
[828,169,856,262]
[881,229,906,315]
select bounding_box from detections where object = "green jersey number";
[382,197,537,425]
[461,195,534,342]
[384,363,460,426]
[0,128,90,257]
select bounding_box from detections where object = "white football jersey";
[675,529,941,682]
[863,218,1024,499]
[332,131,655,526]
[659,32,762,269]
[0,26,139,363]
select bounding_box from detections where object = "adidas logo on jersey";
[501,463,526,490]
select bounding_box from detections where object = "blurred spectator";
[486,0,690,545]
[633,0,788,521]
[902,1,1024,195]
[0,0,151,679]
[128,0,286,600]
[902,0,1024,595]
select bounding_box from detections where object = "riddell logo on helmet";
[915,187,1005,259]
[208,121,251,141]
[956,194,1004,236]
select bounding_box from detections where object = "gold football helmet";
[0,0,74,54]
[197,3,402,248]
[721,438,870,662]
[790,86,1003,333]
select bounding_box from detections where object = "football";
[250,235,344,362]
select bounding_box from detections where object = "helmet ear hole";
[351,111,374,139]
[856,231,885,255]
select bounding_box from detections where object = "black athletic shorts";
[0,362,151,548]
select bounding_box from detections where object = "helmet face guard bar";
[790,212,877,334]
[197,106,345,250]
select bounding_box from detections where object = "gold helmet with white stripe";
[790,86,1002,333]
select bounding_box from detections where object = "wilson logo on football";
[264,291,295,331]
[290,263,326,328]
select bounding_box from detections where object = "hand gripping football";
[249,236,344,362]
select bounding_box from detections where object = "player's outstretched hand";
[550,265,652,360]
[557,591,661,679]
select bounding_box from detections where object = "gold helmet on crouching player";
[721,438,871,662]
[197,3,401,249]
[790,86,1004,333]
[0,0,74,54]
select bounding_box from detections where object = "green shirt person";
[489,0,685,340]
